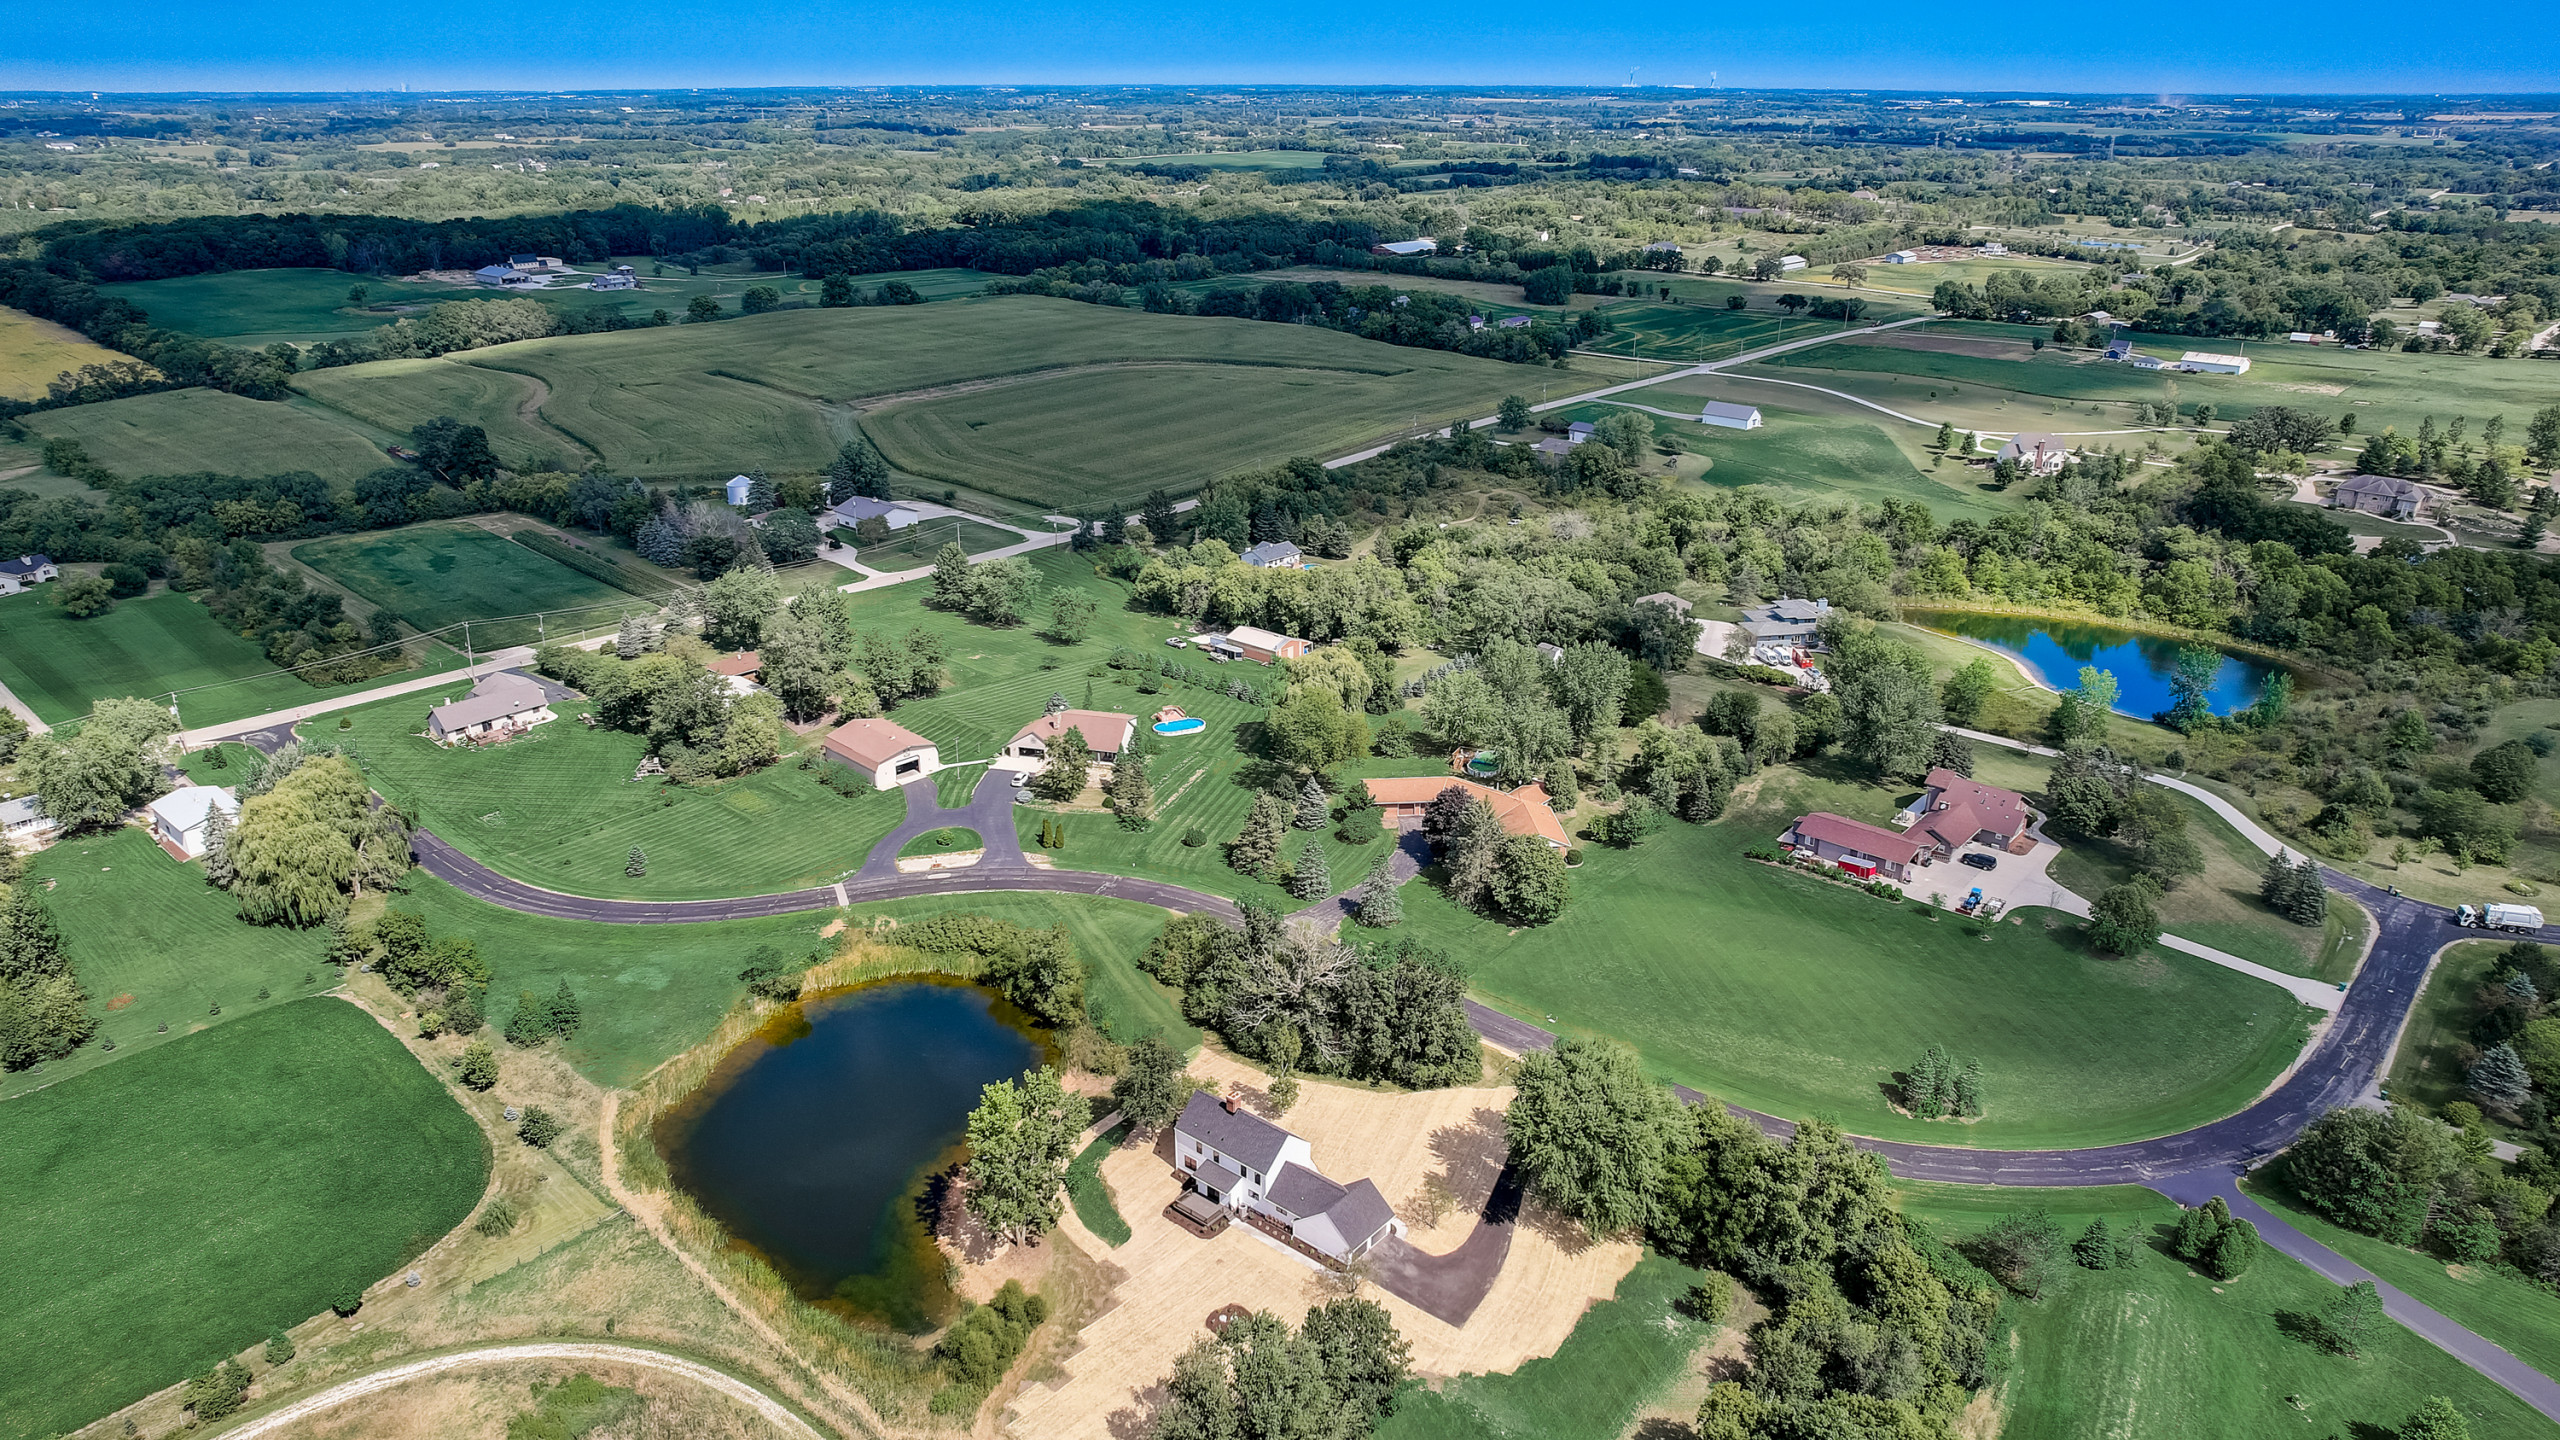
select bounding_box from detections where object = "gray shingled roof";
[430,673,550,733]
[1196,1160,1243,1195]
[1268,1162,1347,1218]
[1177,1090,1291,1173]
[1325,1178,1397,1245]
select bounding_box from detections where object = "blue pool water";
[1153,717,1207,735]
[1908,610,2290,719]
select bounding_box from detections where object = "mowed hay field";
[19,386,391,483]
[292,522,651,647]
[2,828,335,1102]
[1414,771,2316,1149]
[0,1000,487,1440]
[0,304,146,400]
[0,587,465,728]
[1898,1183,2559,1440]
[293,356,590,472]
[307,297,1544,506]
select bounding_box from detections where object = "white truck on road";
[2455,903,2545,933]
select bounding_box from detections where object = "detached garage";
[823,717,939,789]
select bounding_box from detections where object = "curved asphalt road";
[406,763,2560,1419]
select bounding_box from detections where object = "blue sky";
[4,0,2556,95]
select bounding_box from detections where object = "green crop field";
[0,304,140,401]
[0,587,467,728]
[20,386,393,484]
[0,999,487,1440]
[1896,1182,2556,1439]
[308,297,1547,504]
[1573,305,1839,364]
[292,521,650,648]
[333,695,908,900]
[1377,1250,1723,1440]
[1407,768,2317,1149]
[2244,1177,2560,1388]
[2,827,337,1101]
[293,355,591,471]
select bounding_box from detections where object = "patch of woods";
[2284,941,2560,1286]
[0,844,95,1069]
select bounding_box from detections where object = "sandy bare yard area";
[994,1050,1640,1440]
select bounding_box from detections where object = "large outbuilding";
[822,717,940,788]
[1172,1091,1402,1263]
[2177,352,2252,374]
[146,785,240,860]
[1779,812,1928,882]
[826,495,923,531]
[1699,401,1763,430]
[1218,626,1311,663]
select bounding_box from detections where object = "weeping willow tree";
[227,755,410,926]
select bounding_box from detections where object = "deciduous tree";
[963,1066,1089,1246]
[1504,1036,1678,1240]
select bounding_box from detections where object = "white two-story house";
[1172,1090,1402,1263]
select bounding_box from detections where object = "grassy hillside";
[0,305,145,401]
[19,386,392,484]
[292,521,649,648]
[0,999,487,1440]
[293,355,587,471]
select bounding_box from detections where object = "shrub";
[931,1279,1052,1412]
[1181,826,1208,848]
[453,1038,499,1090]
[517,1106,562,1148]
[263,1329,297,1366]
[331,1286,364,1317]
[182,1359,253,1420]
[738,944,810,1002]
[474,1197,521,1236]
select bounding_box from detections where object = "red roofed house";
[1364,776,1570,849]
[1007,709,1137,763]
[1905,768,2034,857]
[822,717,940,789]
[1779,813,1928,881]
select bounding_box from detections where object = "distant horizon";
[6,84,2560,104]
[6,0,2554,97]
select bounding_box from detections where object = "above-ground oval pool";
[1465,751,1502,776]
[1153,717,1207,735]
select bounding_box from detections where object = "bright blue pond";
[1908,610,2288,719]
[654,978,1049,1331]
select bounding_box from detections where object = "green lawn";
[0,588,466,728]
[1066,1121,1135,1246]
[839,517,1029,565]
[1896,1182,2557,1440]
[20,386,392,484]
[3,828,336,1102]
[843,892,1197,1050]
[294,355,591,472]
[397,872,843,1086]
[2384,940,2508,1123]
[2048,787,2367,984]
[332,694,909,900]
[1619,380,2000,521]
[1417,767,2318,1149]
[292,521,652,649]
[2245,1175,2560,1388]
[0,999,488,1440]
[1377,1250,1722,1440]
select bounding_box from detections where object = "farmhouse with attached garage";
[0,553,59,594]
[1172,1091,1403,1263]
[823,717,939,789]
[1740,596,1831,646]
[1007,709,1135,764]
[427,672,556,745]
[1240,541,1303,569]
[826,495,923,531]
[146,785,240,861]
[1996,432,2070,477]
[1779,812,1927,882]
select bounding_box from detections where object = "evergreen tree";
[201,806,236,889]
[2173,1196,2234,1264]
[1444,798,1509,912]
[1228,792,1287,879]
[324,912,367,967]
[615,613,651,658]
[1107,750,1153,830]
[2507,970,2542,1007]
[1288,843,1333,900]
[2205,1215,2260,1279]
[1294,775,1330,830]
[2283,854,2328,925]
[0,832,16,887]
[2073,1218,2119,1269]
[626,846,647,877]
[1546,761,1578,810]
[1954,1057,1984,1117]
[1355,853,1403,927]
[2398,1397,2474,1440]
[1906,1044,1948,1117]
[2316,1280,2386,1356]
[2260,849,2301,912]
[2470,1041,2534,1114]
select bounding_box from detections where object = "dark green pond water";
[1907,609,2298,720]
[654,977,1050,1331]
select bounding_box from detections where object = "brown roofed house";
[823,717,939,789]
[1364,776,1570,849]
[1909,768,2033,856]
[1008,709,1137,763]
